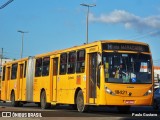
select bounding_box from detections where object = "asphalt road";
[0,102,160,120]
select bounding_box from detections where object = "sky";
[0,0,160,66]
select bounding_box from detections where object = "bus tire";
[11,91,19,107]
[76,90,88,112]
[40,90,51,109]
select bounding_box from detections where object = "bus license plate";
[125,100,135,104]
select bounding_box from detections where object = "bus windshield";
[103,53,152,84]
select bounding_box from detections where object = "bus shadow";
[65,106,160,117]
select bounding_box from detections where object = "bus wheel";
[40,91,51,109]
[76,90,88,112]
[11,91,19,107]
[117,106,130,113]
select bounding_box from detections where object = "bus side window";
[42,57,50,76]
[76,50,85,73]
[60,53,67,74]
[35,58,42,77]
[2,66,6,81]
[68,51,76,74]
[11,63,18,80]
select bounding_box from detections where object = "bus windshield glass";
[103,53,152,84]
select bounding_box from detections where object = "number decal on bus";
[115,90,127,95]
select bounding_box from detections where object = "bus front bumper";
[103,95,153,106]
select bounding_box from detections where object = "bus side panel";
[1,66,7,101]
[26,57,35,102]
[21,77,26,101]
[1,81,5,101]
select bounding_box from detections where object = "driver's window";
[105,55,122,79]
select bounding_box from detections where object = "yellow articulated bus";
[1,40,153,112]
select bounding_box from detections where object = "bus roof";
[3,40,150,64]
[100,40,148,45]
[2,57,28,66]
[35,40,149,58]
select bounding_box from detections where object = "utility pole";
[17,30,28,58]
[1,48,3,66]
[0,48,3,79]
[80,3,96,44]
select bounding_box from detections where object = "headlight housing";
[105,86,115,96]
[143,87,152,96]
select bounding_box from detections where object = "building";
[141,66,160,81]
[0,58,13,79]
[154,66,160,82]
[141,66,160,89]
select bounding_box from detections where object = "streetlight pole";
[17,30,28,59]
[0,48,3,74]
[80,3,96,44]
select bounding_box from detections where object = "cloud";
[89,10,160,33]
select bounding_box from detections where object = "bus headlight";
[143,88,152,96]
[105,86,115,96]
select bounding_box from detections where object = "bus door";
[18,63,24,101]
[88,53,97,103]
[6,66,11,100]
[52,58,58,101]
[1,66,6,100]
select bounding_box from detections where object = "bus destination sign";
[102,43,149,52]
